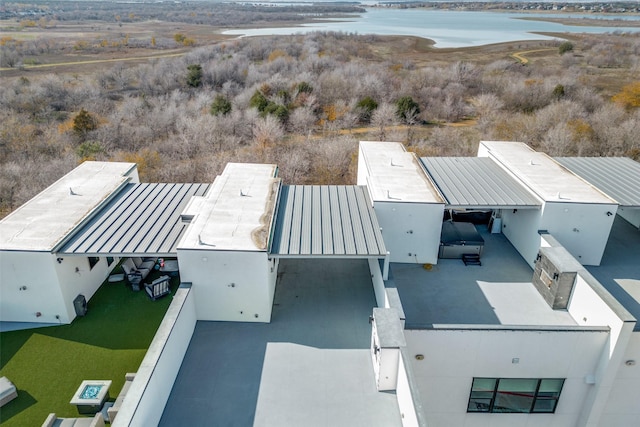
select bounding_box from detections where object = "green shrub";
[250,90,269,112]
[210,95,232,116]
[356,96,378,123]
[558,41,574,55]
[395,96,420,122]
[186,64,202,88]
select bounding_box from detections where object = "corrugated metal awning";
[555,157,640,207]
[421,157,541,209]
[270,185,387,257]
[59,183,210,256]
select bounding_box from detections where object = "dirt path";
[0,52,186,72]
[510,48,556,64]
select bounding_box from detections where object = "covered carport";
[59,182,210,257]
[270,185,386,258]
[269,184,389,305]
[420,157,542,211]
[420,157,542,263]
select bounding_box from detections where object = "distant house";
[2,141,639,427]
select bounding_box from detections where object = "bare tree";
[371,103,398,141]
[289,106,317,137]
[253,115,284,152]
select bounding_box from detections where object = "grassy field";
[1,14,635,98]
[0,268,177,426]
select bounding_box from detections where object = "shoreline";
[517,16,640,27]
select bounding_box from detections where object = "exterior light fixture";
[625,360,636,366]
[606,211,613,216]
[415,354,424,360]
[57,257,64,263]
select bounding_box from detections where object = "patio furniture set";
[116,257,178,300]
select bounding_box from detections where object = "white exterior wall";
[617,207,640,229]
[397,353,420,427]
[0,252,117,323]
[54,255,120,322]
[374,202,443,264]
[1,251,65,323]
[114,285,196,427]
[599,332,640,427]
[500,208,542,269]
[357,148,368,187]
[177,249,277,322]
[369,258,386,308]
[567,274,636,427]
[540,202,617,266]
[406,328,609,427]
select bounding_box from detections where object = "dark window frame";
[88,256,100,270]
[467,377,564,414]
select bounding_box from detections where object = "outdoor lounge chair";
[121,258,151,281]
[145,275,171,301]
[107,373,135,423]
[132,257,156,272]
[0,376,17,407]
[42,412,104,427]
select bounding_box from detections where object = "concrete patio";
[585,216,640,331]
[160,258,401,427]
[389,224,576,328]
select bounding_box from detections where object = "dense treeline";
[1,31,640,217]
[0,1,365,67]
[1,1,365,26]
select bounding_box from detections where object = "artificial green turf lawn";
[0,272,176,426]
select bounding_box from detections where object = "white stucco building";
[1,141,639,427]
[0,162,138,324]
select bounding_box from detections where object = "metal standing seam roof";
[270,185,387,257]
[555,157,640,207]
[420,157,542,209]
[60,183,210,256]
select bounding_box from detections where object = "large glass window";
[468,378,564,414]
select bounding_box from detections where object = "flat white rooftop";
[360,141,444,204]
[480,141,615,204]
[178,163,280,251]
[0,161,135,252]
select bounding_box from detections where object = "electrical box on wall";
[370,308,406,391]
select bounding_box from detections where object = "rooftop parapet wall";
[358,141,444,204]
[0,161,137,252]
[479,141,617,205]
[177,163,281,252]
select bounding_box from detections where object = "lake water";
[223,8,640,47]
